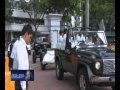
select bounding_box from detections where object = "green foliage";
[5,0,14,20]
[18,0,49,17]
[17,0,51,39]
[48,0,84,22]
[89,0,115,24]
[7,0,114,27]
[17,0,85,22]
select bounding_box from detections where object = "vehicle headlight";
[95,62,100,70]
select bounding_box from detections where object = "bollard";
[5,57,15,90]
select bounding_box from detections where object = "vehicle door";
[63,30,78,74]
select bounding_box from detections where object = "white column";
[46,14,63,48]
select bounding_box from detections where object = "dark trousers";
[9,58,13,70]
[15,81,28,90]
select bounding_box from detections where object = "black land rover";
[55,28,115,90]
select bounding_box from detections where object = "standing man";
[11,24,33,90]
[58,30,66,50]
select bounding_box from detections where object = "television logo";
[11,70,34,81]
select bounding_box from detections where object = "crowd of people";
[57,30,95,50]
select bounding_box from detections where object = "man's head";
[78,32,82,36]
[21,24,33,44]
[59,30,64,36]
[64,29,67,34]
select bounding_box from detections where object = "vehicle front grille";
[103,59,115,75]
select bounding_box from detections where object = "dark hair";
[64,29,67,34]
[59,30,64,35]
[21,24,33,35]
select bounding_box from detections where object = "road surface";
[28,52,112,90]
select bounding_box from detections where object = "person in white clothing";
[76,32,86,46]
[76,32,85,42]
[86,35,94,45]
[63,29,67,44]
[58,31,64,42]
[58,30,66,50]
[11,24,33,90]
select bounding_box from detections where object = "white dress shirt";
[58,34,66,43]
[58,35,64,43]
[11,38,29,90]
[58,34,66,50]
[63,34,66,43]
[76,34,85,42]
[11,40,19,59]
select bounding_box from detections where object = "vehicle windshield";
[35,34,49,44]
[70,31,107,48]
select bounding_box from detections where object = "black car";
[32,34,51,69]
[55,28,115,90]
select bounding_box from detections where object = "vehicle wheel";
[111,85,115,90]
[33,51,36,63]
[40,62,46,70]
[55,61,64,80]
[78,68,91,90]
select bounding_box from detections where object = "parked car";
[55,28,115,90]
[32,34,51,69]
[42,48,55,70]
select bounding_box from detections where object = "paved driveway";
[28,54,112,90]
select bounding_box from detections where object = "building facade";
[5,0,63,49]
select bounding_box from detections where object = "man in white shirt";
[76,32,85,42]
[86,35,94,45]
[58,30,66,50]
[11,24,33,90]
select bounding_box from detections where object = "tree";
[18,0,49,40]
[18,0,85,32]
[5,0,14,49]
[85,0,89,31]
[5,0,14,21]
[49,0,115,30]
[48,0,84,24]
[18,0,115,30]
[89,0,115,29]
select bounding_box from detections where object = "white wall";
[46,14,63,48]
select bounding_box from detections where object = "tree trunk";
[85,0,89,31]
[34,11,37,42]
[99,19,105,31]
